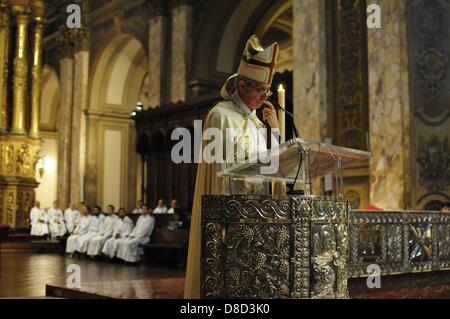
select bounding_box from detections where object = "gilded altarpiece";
[0,1,43,229]
[0,136,40,228]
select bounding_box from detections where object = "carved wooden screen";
[329,0,369,151]
[407,0,450,209]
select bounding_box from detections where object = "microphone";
[273,103,300,139]
[273,103,304,196]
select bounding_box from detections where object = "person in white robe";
[75,205,105,254]
[30,201,49,237]
[102,208,134,258]
[48,201,67,238]
[87,205,118,257]
[64,202,80,234]
[116,205,155,263]
[167,199,178,214]
[153,199,167,214]
[184,35,281,298]
[66,205,91,254]
[132,200,144,214]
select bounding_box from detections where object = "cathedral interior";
[0,0,449,300]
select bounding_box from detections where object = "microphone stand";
[274,103,304,196]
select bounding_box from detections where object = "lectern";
[201,138,370,299]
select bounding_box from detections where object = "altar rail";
[348,210,450,278]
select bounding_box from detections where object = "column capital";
[0,0,8,10]
[145,0,170,18]
[11,2,31,16]
[30,0,45,19]
[170,0,194,10]
[0,0,9,28]
[72,27,90,52]
[57,27,90,59]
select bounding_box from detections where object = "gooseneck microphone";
[273,103,300,139]
[273,103,305,196]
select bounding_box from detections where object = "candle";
[278,84,286,143]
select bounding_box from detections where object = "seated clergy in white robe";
[132,200,144,214]
[66,205,91,254]
[102,208,134,258]
[64,203,80,234]
[116,205,155,263]
[48,201,67,238]
[153,199,167,214]
[30,201,49,236]
[75,205,105,253]
[87,205,118,256]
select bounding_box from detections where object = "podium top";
[218,138,371,183]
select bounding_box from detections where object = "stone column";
[292,0,328,142]
[56,35,74,207]
[11,4,30,135]
[0,0,9,133]
[170,0,193,103]
[85,114,99,207]
[70,28,90,205]
[148,0,168,108]
[367,0,411,210]
[292,0,328,193]
[29,0,45,139]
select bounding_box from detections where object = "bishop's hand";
[262,101,279,129]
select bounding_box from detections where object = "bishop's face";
[237,80,271,110]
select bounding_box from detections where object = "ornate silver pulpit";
[201,139,370,299]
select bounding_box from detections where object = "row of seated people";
[65,204,154,263]
[30,199,187,239]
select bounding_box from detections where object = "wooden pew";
[128,214,173,229]
[140,228,189,268]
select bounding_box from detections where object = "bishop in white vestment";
[184,35,281,298]
[102,208,134,258]
[30,201,49,236]
[116,206,155,263]
[48,201,67,238]
[87,205,118,256]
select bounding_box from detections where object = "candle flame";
[279,84,284,90]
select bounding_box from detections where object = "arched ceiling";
[89,34,148,113]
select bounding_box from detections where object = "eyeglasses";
[244,80,273,97]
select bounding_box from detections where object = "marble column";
[292,0,328,142]
[148,1,168,108]
[85,114,99,207]
[11,5,30,135]
[0,0,9,133]
[292,0,328,193]
[170,1,193,103]
[70,29,90,205]
[367,0,411,210]
[57,50,74,207]
[29,1,45,138]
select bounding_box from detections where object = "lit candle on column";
[278,84,286,143]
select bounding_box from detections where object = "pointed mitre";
[220,35,279,99]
